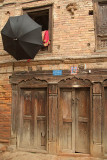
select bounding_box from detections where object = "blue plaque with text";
[53,70,62,76]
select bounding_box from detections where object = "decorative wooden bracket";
[66,3,77,18]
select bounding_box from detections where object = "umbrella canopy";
[1,14,43,60]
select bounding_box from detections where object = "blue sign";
[53,70,62,76]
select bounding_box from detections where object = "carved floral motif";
[66,3,77,18]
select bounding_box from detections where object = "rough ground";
[0,151,104,160]
[0,151,58,160]
[0,144,104,160]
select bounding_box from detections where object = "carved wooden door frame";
[9,70,107,156]
[102,80,107,157]
[58,77,92,154]
[10,76,48,153]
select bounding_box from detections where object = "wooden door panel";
[21,120,32,147]
[75,88,90,153]
[37,120,46,149]
[62,91,72,119]
[59,87,90,154]
[24,91,32,116]
[62,123,72,150]
[98,2,107,35]
[36,90,46,116]
[19,90,34,148]
[104,88,107,154]
[19,88,47,150]
[34,89,47,150]
[60,89,75,152]
[77,122,89,153]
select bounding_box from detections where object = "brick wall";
[0,73,11,143]
[0,0,95,61]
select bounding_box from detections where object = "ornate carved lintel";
[66,3,77,18]
[58,77,91,87]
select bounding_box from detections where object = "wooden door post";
[48,84,58,154]
[92,83,102,156]
[10,84,18,148]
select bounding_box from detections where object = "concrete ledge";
[0,55,107,67]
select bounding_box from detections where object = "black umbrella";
[1,14,43,60]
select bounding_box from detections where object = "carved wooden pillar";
[10,84,18,147]
[48,84,58,154]
[92,83,102,156]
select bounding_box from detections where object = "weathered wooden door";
[18,88,47,150]
[59,88,90,154]
[59,88,75,153]
[104,88,107,155]
[75,88,90,153]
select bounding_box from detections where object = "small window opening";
[28,10,49,30]
[89,10,93,15]
[28,9,49,52]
